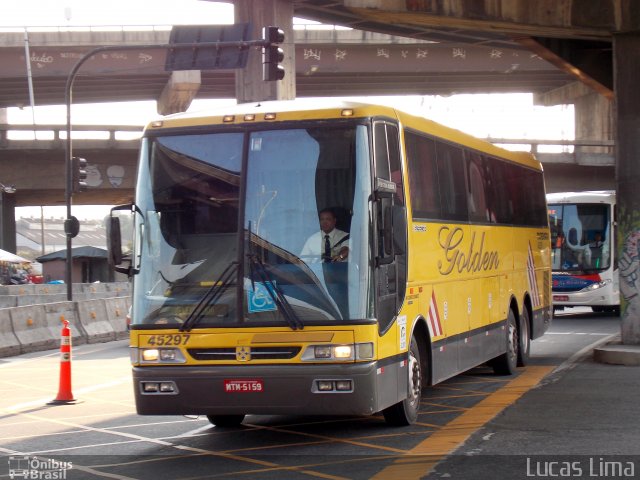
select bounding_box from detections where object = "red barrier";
[48,319,76,405]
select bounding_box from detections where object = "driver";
[300,208,349,263]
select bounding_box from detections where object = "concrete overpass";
[0,26,614,208]
[0,27,574,108]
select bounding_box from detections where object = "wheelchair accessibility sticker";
[248,281,278,313]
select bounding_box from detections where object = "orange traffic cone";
[48,319,76,405]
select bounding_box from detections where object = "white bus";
[547,191,619,314]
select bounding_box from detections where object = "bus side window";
[405,130,440,219]
[466,152,490,223]
[435,141,467,222]
[485,156,512,224]
[386,124,404,205]
[374,123,391,181]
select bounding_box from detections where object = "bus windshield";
[548,203,611,272]
[132,124,374,328]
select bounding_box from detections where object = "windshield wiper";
[248,253,304,330]
[179,262,238,332]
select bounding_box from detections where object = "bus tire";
[517,307,531,367]
[492,309,518,375]
[207,414,245,427]
[382,337,422,426]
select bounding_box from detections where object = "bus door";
[373,121,407,336]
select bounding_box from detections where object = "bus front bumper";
[133,361,403,417]
[552,284,619,308]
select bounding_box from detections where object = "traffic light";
[72,156,88,193]
[262,26,285,81]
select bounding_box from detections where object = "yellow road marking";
[370,366,554,480]
[420,402,469,411]
[425,392,490,400]
[248,424,408,453]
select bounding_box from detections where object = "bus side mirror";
[108,216,123,266]
[107,203,135,276]
[107,216,131,275]
[392,205,407,255]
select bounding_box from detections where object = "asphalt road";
[0,308,627,480]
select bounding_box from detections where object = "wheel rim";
[408,349,421,406]
[521,317,529,355]
[508,319,518,365]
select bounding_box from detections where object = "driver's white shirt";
[300,228,349,262]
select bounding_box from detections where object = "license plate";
[553,295,569,301]
[224,379,263,393]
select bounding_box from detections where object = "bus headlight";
[302,343,374,362]
[582,279,611,292]
[137,348,186,364]
[333,345,353,358]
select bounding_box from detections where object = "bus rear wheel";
[517,307,531,367]
[491,309,518,375]
[207,414,245,427]
[382,337,422,426]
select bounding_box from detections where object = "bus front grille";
[187,346,301,361]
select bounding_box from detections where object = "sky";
[3,0,575,220]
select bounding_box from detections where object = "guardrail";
[0,282,131,357]
[0,124,142,143]
[1,124,613,149]
[486,137,614,152]
[0,124,142,151]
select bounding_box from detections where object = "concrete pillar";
[0,108,6,147]
[574,91,614,154]
[0,190,16,253]
[234,0,295,103]
[614,32,640,345]
[157,70,202,115]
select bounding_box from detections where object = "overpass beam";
[234,0,295,103]
[157,70,202,115]
[615,32,640,345]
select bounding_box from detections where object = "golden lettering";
[438,226,499,275]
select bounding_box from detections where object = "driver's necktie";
[324,234,331,262]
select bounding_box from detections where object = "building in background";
[15,216,107,261]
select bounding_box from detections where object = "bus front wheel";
[382,337,422,426]
[207,414,245,427]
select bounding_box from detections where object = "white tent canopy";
[0,249,30,263]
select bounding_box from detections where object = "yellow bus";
[109,99,552,426]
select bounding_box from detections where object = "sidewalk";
[425,341,640,479]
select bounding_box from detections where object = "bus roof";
[147,99,541,170]
[546,190,615,204]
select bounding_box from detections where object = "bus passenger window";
[467,153,489,223]
[405,131,440,219]
[435,142,467,221]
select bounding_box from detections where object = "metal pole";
[40,206,45,256]
[23,29,37,135]
[63,38,269,301]
[65,65,74,301]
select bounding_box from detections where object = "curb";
[594,341,640,366]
